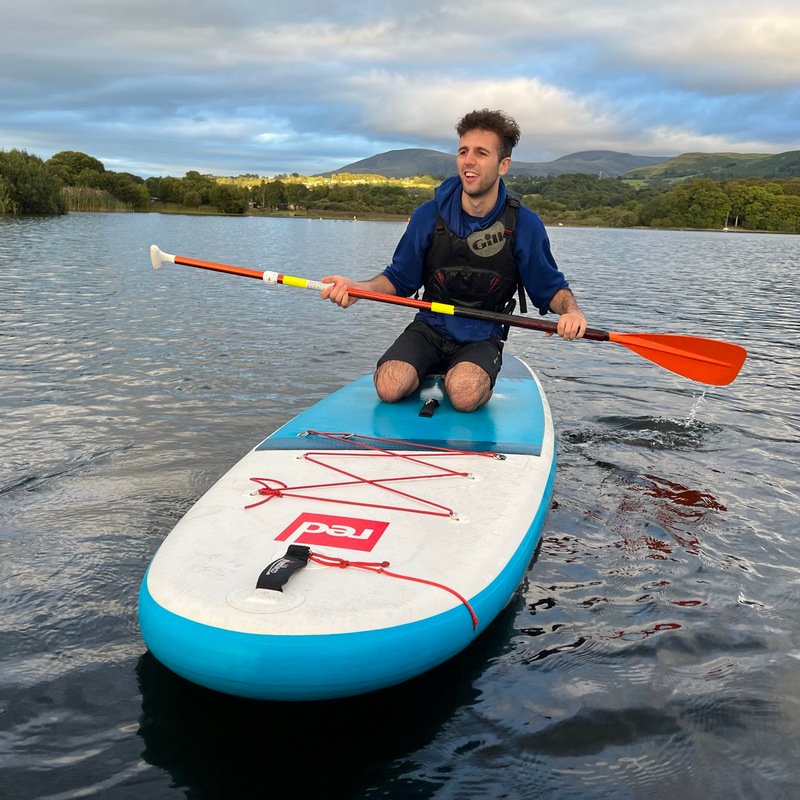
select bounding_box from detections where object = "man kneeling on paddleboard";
[322,109,587,412]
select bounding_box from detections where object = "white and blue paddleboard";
[138,355,556,700]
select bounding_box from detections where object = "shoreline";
[55,207,797,234]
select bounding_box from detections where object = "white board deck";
[138,356,556,700]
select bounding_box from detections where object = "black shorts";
[377,320,504,387]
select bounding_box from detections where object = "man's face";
[456,129,511,200]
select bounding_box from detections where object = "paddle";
[149,245,747,386]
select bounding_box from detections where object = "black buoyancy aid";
[422,195,527,314]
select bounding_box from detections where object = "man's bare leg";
[444,362,492,412]
[374,360,420,402]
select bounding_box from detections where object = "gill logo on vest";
[467,220,507,258]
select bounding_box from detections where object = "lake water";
[1,212,799,799]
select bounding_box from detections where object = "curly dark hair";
[456,109,521,161]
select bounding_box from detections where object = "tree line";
[2,147,799,233]
[507,172,800,233]
[0,149,151,215]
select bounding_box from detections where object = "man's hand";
[321,275,362,308]
[556,310,587,340]
[547,288,587,340]
[321,274,397,308]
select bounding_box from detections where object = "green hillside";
[323,147,800,184]
[725,150,800,179]
[622,151,800,183]
[319,149,670,179]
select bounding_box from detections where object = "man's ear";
[499,157,511,176]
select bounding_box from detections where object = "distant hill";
[621,151,800,182]
[546,150,670,176]
[317,149,671,179]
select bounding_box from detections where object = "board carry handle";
[149,245,748,386]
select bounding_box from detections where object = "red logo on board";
[274,512,389,552]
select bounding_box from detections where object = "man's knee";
[445,363,492,412]
[374,360,419,403]
[448,388,492,412]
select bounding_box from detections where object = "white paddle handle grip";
[150,244,176,270]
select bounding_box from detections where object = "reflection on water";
[2,214,800,798]
[135,599,521,798]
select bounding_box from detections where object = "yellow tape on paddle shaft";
[262,271,328,291]
[264,269,456,316]
[281,274,317,289]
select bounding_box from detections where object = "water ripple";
[2,216,800,798]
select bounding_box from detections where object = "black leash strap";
[419,398,440,417]
[256,545,311,592]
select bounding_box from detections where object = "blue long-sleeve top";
[382,176,569,343]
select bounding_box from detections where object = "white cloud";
[1,0,798,176]
[349,75,619,155]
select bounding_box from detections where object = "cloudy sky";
[3,0,799,178]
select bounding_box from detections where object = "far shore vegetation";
[2,148,800,233]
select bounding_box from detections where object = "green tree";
[781,178,800,197]
[638,190,683,227]
[144,176,160,198]
[638,179,729,229]
[76,169,149,210]
[209,183,248,214]
[181,172,213,205]
[46,150,105,185]
[761,194,800,232]
[156,176,186,204]
[506,176,546,196]
[0,149,66,215]
[284,182,310,208]
[723,180,784,230]
[183,190,202,208]
[606,207,639,227]
[252,179,286,210]
[522,195,568,220]
[188,183,211,205]
[0,174,11,214]
[681,179,730,229]
[101,172,150,210]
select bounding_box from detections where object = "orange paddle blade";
[608,332,747,386]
